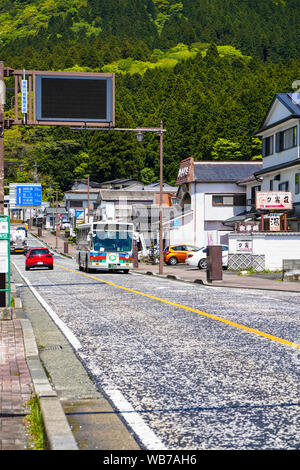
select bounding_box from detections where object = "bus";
[76,221,134,273]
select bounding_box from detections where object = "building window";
[278,181,289,191]
[275,126,297,152]
[295,173,300,194]
[262,135,274,156]
[251,185,261,201]
[212,194,246,206]
[269,179,273,190]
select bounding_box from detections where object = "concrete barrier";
[282,259,300,282]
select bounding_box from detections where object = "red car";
[25,248,54,271]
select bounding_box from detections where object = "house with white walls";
[253,93,300,231]
[227,93,300,271]
[169,158,262,247]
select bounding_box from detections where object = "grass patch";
[24,394,45,450]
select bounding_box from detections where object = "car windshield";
[93,230,133,252]
[29,249,50,255]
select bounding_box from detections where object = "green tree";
[211,138,243,160]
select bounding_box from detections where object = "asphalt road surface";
[12,236,300,450]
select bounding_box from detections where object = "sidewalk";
[133,263,300,292]
[0,316,32,450]
[0,280,78,451]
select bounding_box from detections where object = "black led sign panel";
[35,73,114,125]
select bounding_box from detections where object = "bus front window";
[93,230,133,252]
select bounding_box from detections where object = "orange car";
[163,244,200,265]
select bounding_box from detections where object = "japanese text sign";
[256,191,292,210]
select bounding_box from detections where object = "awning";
[222,211,257,226]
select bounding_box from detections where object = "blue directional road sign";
[16,185,42,206]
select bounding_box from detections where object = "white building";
[170,158,262,247]
[227,93,300,271]
[253,92,300,230]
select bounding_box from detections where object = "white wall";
[229,233,300,270]
[260,118,300,170]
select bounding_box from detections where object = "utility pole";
[87,175,90,224]
[55,189,58,249]
[159,120,164,275]
[0,62,6,306]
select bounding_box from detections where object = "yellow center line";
[54,263,300,350]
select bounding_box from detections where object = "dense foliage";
[1,1,300,196]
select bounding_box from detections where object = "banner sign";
[269,214,281,231]
[256,191,292,210]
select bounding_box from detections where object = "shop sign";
[237,221,260,233]
[176,157,194,184]
[236,240,253,253]
[269,214,281,231]
[256,191,292,210]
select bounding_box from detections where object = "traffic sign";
[21,79,27,114]
[16,185,42,206]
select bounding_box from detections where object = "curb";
[13,279,78,450]
[30,231,75,260]
[133,269,300,293]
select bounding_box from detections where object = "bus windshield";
[93,230,133,252]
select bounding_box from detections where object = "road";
[12,235,300,450]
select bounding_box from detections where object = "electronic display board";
[34,72,114,126]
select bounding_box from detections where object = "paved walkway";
[0,317,33,450]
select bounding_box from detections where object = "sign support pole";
[284,210,287,231]
[0,62,6,306]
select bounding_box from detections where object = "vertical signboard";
[21,79,27,115]
[0,215,10,306]
[269,214,281,231]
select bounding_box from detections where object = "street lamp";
[71,123,166,274]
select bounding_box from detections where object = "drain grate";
[40,345,63,351]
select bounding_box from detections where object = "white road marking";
[103,387,167,450]
[13,259,167,450]
[13,261,82,351]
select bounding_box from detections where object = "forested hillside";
[1,0,300,197]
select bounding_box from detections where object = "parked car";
[164,244,200,265]
[186,245,229,269]
[25,248,54,271]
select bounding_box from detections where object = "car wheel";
[123,269,129,274]
[168,256,178,265]
[25,267,30,271]
[49,266,53,270]
[198,258,207,269]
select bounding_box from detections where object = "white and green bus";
[76,221,134,273]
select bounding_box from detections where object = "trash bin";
[206,245,223,283]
